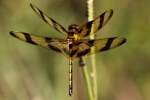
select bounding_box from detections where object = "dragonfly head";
[68,24,80,36]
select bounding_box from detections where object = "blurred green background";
[0,0,150,100]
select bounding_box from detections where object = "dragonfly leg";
[78,57,85,67]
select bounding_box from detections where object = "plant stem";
[82,0,97,100]
[82,60,94,100]
[87,0,98,99]
[87,0,97,100]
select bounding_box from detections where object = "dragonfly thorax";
[68,24,80,35]
[68,24,80,40]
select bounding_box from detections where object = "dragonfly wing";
[79,9,113,37]
[30,3,68,35]
[10,31,68,54]
[76,37,126,57]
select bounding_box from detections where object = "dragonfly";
[10,3,126,96]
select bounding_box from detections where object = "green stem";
[82,63,94,100]
[82,0,97,100]
[88,1,98,100]
[87,0,97,100]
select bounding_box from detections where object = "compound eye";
[76,26,80,29]
[69,26,72,30]
[68,25,74,30]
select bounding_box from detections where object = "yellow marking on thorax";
[74,34,80,40]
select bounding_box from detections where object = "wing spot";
[70,49,77,57]
[119,38,126,45]
[48,44,62,52]
[100,38,114,51]
[98,12,105,29]
[9,31,18,38]
[77,48,90,57]
[85,21,93,36]
[88,40,95,47]
[44,37,52,42]
[23,32,37,45]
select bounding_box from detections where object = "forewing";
[9,31,67,54]
[30,3,68,35]
[79,9,113,37]
[76,37,126,57]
